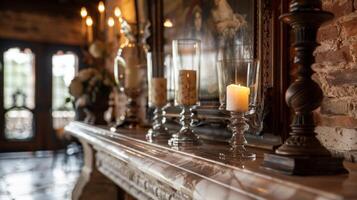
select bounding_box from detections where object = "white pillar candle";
[226,84,250,112]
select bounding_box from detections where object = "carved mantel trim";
[65,122,355,200]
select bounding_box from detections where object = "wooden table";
[65,121,357,200]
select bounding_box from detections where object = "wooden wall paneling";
[150,0,164,77]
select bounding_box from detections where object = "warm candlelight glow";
[85,16,93,26]
[164,19,173,28]
[98,1,105,13]
[107,17,115,27]
[107,17,115,42]
[86,16,93,43]
[80,7,88,39]
[114,7,122,18]
[80,7,87,18]
[98,1,105,32]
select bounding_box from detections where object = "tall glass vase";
[113,42,145,129]
[168,39,201,147]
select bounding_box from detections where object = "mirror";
[142,0,290,148]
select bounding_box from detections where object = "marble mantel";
[64,121,357,200]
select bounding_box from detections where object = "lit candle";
[98,1,105,32]
[177,70,197,106]
[114,6,122,35]
[151,78,167,107]
[114,6,122,18]
[107,17,115,43]
[85,16,93,44]
[226,84,250,112]
[80,7,87,38]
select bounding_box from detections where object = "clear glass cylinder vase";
[168,39,201,147]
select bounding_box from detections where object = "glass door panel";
[52,52,78,130]
[3,48,35,141]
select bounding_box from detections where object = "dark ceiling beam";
[0,0,101,18]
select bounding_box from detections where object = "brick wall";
[0,10,83,45]
[314,0,357,161]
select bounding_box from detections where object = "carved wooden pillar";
[263,0,347,175]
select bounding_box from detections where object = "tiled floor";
[0,149,82,200]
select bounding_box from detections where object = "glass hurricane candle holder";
[164,54,175,105]
[113,42,145,129]
[168,39,201,147]
[217,45,255,111]
[146,52,170,142]
[219,59,260,159]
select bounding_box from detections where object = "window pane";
[5,109,34,140]
[3,48,35,140]
[52,52,77,130]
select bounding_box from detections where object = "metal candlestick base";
[168,106,200,147]
[146,107,170,142]
[226,112,255,159]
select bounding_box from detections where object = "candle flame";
[163,19,173,28]
[114,7,122,18]
[98,1,105,13]
[80,7,87,18]
[86,16,93,26]
[107,17,115,27]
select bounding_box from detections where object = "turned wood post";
[275,0,333,156]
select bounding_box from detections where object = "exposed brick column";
[313,0,357,161]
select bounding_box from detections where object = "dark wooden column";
[262,0,347,175]
[150,0,164,77]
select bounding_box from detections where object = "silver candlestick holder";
[146,106,170,142]
[168,105,200,146]
[228,112,255,159]
[146,76,170,142]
